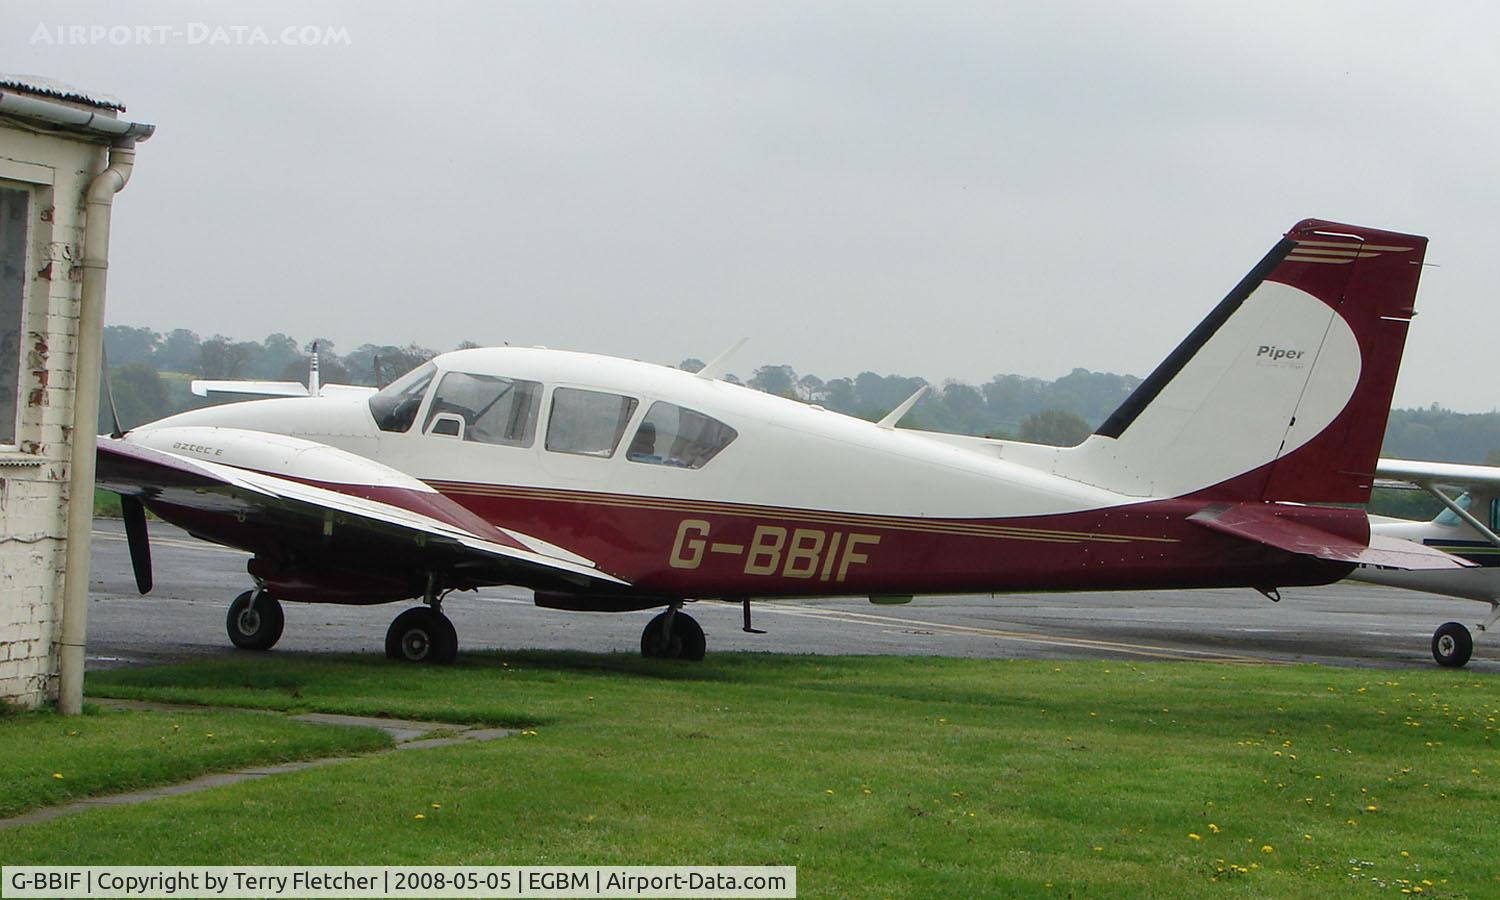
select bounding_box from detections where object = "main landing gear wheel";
[641,610,706,661]
[385,607,458,664]
[1432,621,1474,668]
[226,591,284,651]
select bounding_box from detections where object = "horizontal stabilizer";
[1189,503,1472,571]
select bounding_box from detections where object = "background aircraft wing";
[1376,457,1500,491]
[97,436,628,594]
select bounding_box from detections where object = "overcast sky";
[8,1,1499,410]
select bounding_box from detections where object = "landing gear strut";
[385,573,459,664]
[226,590,284,650]
[641,606,706,661]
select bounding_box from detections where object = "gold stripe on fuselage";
[425,481,1181,547]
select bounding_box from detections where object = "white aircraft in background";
[98,218,1479,667]
[1357,460,1500,666]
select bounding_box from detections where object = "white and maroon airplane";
[98,218,1471,666]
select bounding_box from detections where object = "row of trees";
[103,324,1500,461]
[104,325,444,386]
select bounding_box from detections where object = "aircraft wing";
[1189,503,1472,571]
[190,380,378,399]
[96,435,628,594]
[1376,457,1500,490]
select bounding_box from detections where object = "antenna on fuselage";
[876,384,929,429]
[696,338,748,381]
[308,342,321,397]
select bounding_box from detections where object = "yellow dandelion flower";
[414,814,426,820]
[1261,845,1273,854]
[1188,833,1202,841]
[1367,805,1378,812]
[1092,846,1102,852]
[1208,823,1220,833]
[824,789,834,795]
[1303,834,1312,840]
[431,803,441,810]
[1400,850,1410,857]
[51,772,63,780]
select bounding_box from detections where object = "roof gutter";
[0,89,155,141]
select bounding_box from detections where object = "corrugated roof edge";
[0,73,125,111]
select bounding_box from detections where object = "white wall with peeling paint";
[0,98,109,709]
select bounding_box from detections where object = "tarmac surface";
[86,519,1499,673]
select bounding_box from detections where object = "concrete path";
[0,699,514,831]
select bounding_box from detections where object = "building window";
[0,184,30,447]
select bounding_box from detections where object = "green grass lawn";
[93,489,123,518]
[0,653,1494,898]
[0,704,390,818]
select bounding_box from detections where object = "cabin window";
[423,372,540,446]
[545,388,638,457]
[0,184,28,447]
[368,362,435,433]
[626,402,737,469]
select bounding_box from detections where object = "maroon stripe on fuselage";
[426,481,1357,598]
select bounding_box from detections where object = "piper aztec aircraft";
[1355,459,1500,666]
[98,218,1471,666]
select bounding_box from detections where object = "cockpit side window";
[423,372,541,447]
[368,363,436,433]
[545,388,638,457]
[1434,491,1473,526]
[626,402,737,469]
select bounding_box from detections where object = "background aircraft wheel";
[226,591,284,650]
[640,611,706,661]
[385,607,458,664]
[1432,621,1473,668]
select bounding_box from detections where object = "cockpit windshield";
[368,363,436,433]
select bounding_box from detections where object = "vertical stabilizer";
[1071,219,1426,503]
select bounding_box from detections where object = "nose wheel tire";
[641,610,706,661]
[1432,621,1473,668]
[226,591,285,651]
[385,607,459,664]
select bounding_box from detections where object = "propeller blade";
[101,344,125,438]
[120,495,153,594]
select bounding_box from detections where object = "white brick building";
[0,75,151,709]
